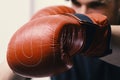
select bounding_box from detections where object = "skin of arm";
[111,25,120,45]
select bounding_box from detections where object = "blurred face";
[71,0,119,24]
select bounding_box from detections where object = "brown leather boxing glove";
[7,6,112,78]
[7,6,83,78]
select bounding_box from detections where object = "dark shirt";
[51,54,120,80]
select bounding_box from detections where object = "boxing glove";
[7,6,83,78]
[80,13,112,56]
[7,6,112,78]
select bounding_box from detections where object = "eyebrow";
[98,0,111,3]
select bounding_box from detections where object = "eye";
[88,1,106,8]
[72,0,81,7]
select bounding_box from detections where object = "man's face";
[71,0,119,24]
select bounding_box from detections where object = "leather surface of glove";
[7,6,83,78]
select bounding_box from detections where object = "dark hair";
[65,0,78,5]
[65,0,74,1]
[71,0,77,3]
[65,0,119,1]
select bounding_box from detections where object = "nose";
[76,5,87,14]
